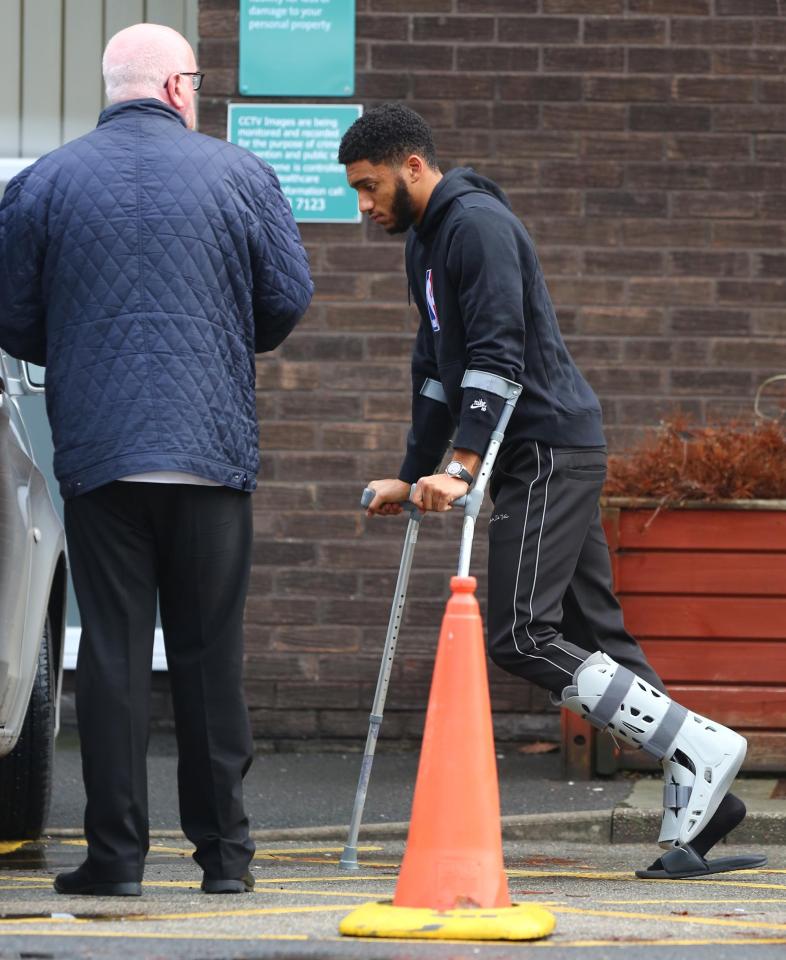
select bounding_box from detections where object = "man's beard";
[386,176,418,234]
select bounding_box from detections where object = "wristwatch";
[445,460,474,485]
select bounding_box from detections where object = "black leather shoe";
[201,871,254,894]
[54,863,142,897]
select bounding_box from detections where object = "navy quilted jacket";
[0,99,313,498]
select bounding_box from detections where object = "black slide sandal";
[635,844,767,880]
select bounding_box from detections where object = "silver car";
[0,352,67,839]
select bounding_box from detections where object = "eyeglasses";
[164,72,205,92]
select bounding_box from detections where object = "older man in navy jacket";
[0,23,312,896]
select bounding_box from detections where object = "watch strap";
[446,461,474,485]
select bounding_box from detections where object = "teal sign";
[228,104,362,223]
[239,0,355,97]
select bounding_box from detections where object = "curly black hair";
[338,103,438,169]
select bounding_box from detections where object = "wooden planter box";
[561,498,786,779]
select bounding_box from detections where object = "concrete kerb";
[44,805,786,845]
[611,807,786,845]
[44,811,613,844]
[612,777,786,844]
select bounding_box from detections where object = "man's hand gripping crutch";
[364,371,485,519]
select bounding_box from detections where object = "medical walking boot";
[560,652,747,849]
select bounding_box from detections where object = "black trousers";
[487,443,666,698]
[64,482,255,882]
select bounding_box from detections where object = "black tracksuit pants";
[487,442,666,698]
[64,482,255,882]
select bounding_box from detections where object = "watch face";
[447,462,460,476]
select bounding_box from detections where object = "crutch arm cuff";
[461,369,523,401]
[454,370,522,456]
[420,377,448,405]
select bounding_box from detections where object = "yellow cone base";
[339,901,556,941]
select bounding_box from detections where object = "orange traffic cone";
[340,576,556,941]
[394,575,509,910]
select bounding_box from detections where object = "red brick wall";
[198,0,786,746]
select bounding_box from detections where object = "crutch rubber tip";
[339,846,360,871]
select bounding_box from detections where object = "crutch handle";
[360,486,419,513]
[361,486,418,511]
[360,486,467,511]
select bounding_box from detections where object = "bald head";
[103,23,196,107]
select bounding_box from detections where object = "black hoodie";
[398,167,605,484]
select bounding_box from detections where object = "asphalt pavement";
[0,730,781,959]
[0,837,783,959]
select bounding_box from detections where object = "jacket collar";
[97,98,187,128]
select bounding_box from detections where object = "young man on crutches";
[338,103,763,880]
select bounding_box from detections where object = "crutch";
[339,370,522,871]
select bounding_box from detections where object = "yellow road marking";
[256,875,393,883]
[150,845,384,860]
[253,888,377,900]
[670,879,786,891]
[552,904,786,932]
[104,848,376,863]
[535,938,786,948]
[0,903,360,926]
[509,869,633,880]
[257,856,344,864]
[0,842,27,856]
[0,929,308,941]
[508,867,782,891]
[601,896,786,905]
[255,846,382,856]
[0,874,394,891]
[143,846,191,856]
[119,902,367,921]
[128,877,393,897]
[59,839,382,857]
[337,934,786,948]
[0,876,51,885]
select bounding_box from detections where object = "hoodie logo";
[425,269,440,332]
[470,398,488,413]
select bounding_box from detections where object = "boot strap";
[663,782,692,811]
[642,701,688,760]
[588,665,635,727]
[586,665,687,760]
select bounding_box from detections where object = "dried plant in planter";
[605,415,786,502]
